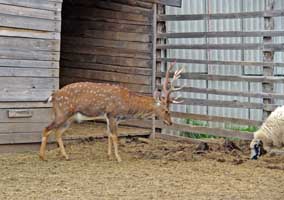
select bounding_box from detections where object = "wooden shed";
[0,0,181,145]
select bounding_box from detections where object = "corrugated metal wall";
[165,0,284,126]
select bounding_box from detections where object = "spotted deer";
[39,63,183,162]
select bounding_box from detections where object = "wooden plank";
[0,77,58,90]
[0,122,48,133]
[61,53,151,68]
[63,29,151,43]
[0,13,61,32]
[0,143,56,153]
[61,46,151,60]
[0,49,60,61]
[171,112,262,126]
[157,57,284,67]
[0,0,62,11]
[64,0,152,15]
[0,102,52,109]
[141,0,182,7]
[64,131,151,141]
[60,68,151,85]
[0,37,60,52]
[158,9,284,21]
[61,61,152,76]
[0,59,59,69]
[120,119,152,128]
[157,85,284,100]
[1,108,52,123]
[0,132,42,144]
[157,30,284,38]
[60,77,152,94]
[157,72,284,83]
[0,67,58,77]
[0,3,61,20]
[157,43,284,51]
[64,17,150,26]
[175,98,277,111]
[156,121,254,140]
[0,27,60,40]
[63,5,150,23]
[62,36,151,52]
[111,0,153,9]
[0,89,55,102]
[62,19,151,34]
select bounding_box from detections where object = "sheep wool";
[251,106,284,152]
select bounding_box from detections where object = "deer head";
[153,62,184,125]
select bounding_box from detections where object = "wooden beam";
[157,30,284,38]
[157,43,284,51]
[170,98,278,110]
[158,9,284,21]
[157,57,284,67]
[157,85,284,100]
[156,72,284,83]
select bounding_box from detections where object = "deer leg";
[106,117,113,160]
[55,121,72,160]
[108,136,113,160]
[39,124,54,161]
[108,117,121,162]
[39,117,67,161]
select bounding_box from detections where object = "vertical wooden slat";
[151,4,157,138]
[154,4,166,138]
[262,0,275,120]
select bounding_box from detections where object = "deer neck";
[128,94,155,118]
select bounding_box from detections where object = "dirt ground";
[0,123,284,200]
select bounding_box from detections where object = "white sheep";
[250,106,284,159]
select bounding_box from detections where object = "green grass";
[225,125,257,132]
[180,118,216,139]
[180,118,258,139]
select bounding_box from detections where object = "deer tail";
[45,93,54,103]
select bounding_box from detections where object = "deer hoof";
[39,154,47,161]
[116,157,122,163]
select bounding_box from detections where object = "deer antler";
[162,61,184,104]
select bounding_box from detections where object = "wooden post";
[262,0,275,120]
[151,4,157,139]
[151,4,166,138]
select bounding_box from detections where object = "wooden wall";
[60,0,155,95]
[0,0,61,144]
